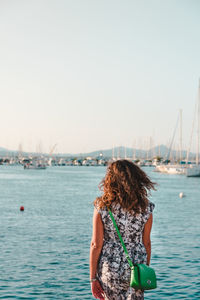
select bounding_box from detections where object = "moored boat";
[186,165,200,177]
[24,159,47,169]
[155,164,186,175]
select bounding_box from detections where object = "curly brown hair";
[94,159,156,213]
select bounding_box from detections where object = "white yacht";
[186,165,200,177]
[155,164,186,175]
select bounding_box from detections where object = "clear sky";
[0,0,200,154]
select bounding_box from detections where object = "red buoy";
[20,206,24,211]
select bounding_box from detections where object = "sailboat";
[186,80,200,177]
[155,109,187,175]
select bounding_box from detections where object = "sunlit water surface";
[0,166,199,299]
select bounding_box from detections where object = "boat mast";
[124,146,127,159]
[179,109,182,161]
[196,79,200,165]
[112,145,115,160]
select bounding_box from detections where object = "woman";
[90,160,156,300]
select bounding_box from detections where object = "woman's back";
[99,201,154,249]
[96,201,154,299]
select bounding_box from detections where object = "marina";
[0,151,199,177]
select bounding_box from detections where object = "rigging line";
[186,96,198,164]
[166,114,179,161]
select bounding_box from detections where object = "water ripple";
[0,166,199,299]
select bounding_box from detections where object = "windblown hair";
[94,160,156,213]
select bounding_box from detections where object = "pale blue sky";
[0,0,200,153]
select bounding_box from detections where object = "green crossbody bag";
[108,208,157,290]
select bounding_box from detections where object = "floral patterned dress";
[96,201,155,300]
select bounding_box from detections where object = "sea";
[0,165,199,299]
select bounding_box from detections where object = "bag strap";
[108,208,134,268]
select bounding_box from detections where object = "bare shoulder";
[93,207,103,222]
[92,208,104,245]
[145,213,153,229]
[143,214,153,239]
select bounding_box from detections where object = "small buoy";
[20,206,24,211]
[179,192,185,198]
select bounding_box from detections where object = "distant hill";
[0,147,17,156]
[0,147,35,157]
[70,145,194,159]
[0,147,10,152]
[0,145,195,159]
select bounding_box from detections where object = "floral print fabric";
[96,201,155,300]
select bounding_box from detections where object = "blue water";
[0,166,199,299]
